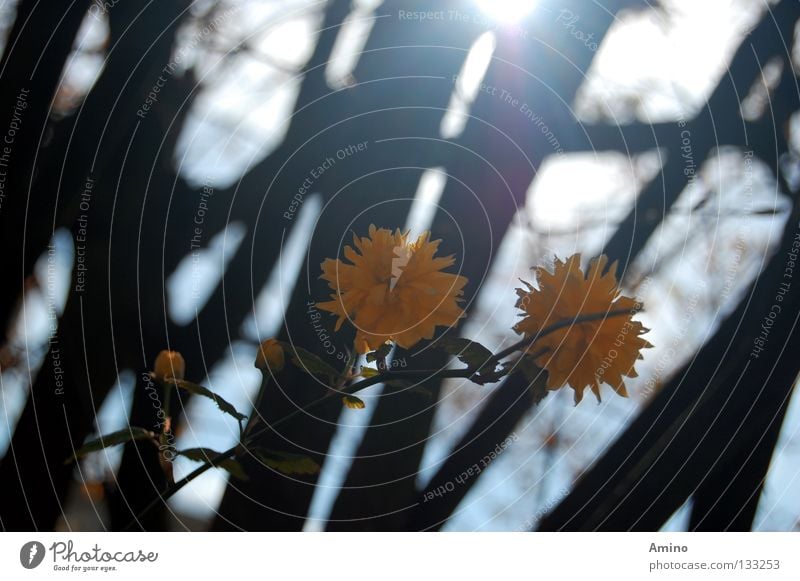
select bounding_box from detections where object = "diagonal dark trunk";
[0,0,91,336]
[539,194,800,531]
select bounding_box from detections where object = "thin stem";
[333,308,633,394]
[162,381,172,422]
[129,308,632,528]
[128,391,338,530]
[244,372,272,436]
[124,445,235,531]
[159,380,173,455]
[491,308,632,363]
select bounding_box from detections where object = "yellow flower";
[513,254,651,404]
[255,338,285,372]
[319,225,468,353]
[153,350,185,381]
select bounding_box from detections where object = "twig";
[127,308,632,529]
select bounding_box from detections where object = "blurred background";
[0,0,798,531]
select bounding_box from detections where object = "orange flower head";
[318,225,468,354]
[255,338,285,372]
[153,350,186,381]
[513,254,652,404]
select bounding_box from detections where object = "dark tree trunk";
[539,195,800,531]
[0,0,193,531]
[399,0,632,531]
[602,0,800,276]
[0,0,91,337]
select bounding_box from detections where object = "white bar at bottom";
[1,533,797,579]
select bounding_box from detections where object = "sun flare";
[475,0,537,23]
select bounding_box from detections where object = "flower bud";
[153,350,185,381]
[255,339,285,372]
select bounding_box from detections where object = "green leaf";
[366,343,392,363]
[178,448,249,480]
[66,427,155,464]
[342,395,366,409]
[170,379,247,422]
[358,366,381,378]
[255,449,320,475]
[278,342,340,384]
[435,337,494,370]
[470,368,504,385]
[435,337,511,384]
[472,360,516,385]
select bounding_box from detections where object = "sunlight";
[475,0,537,23]
[440,32,496,139]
